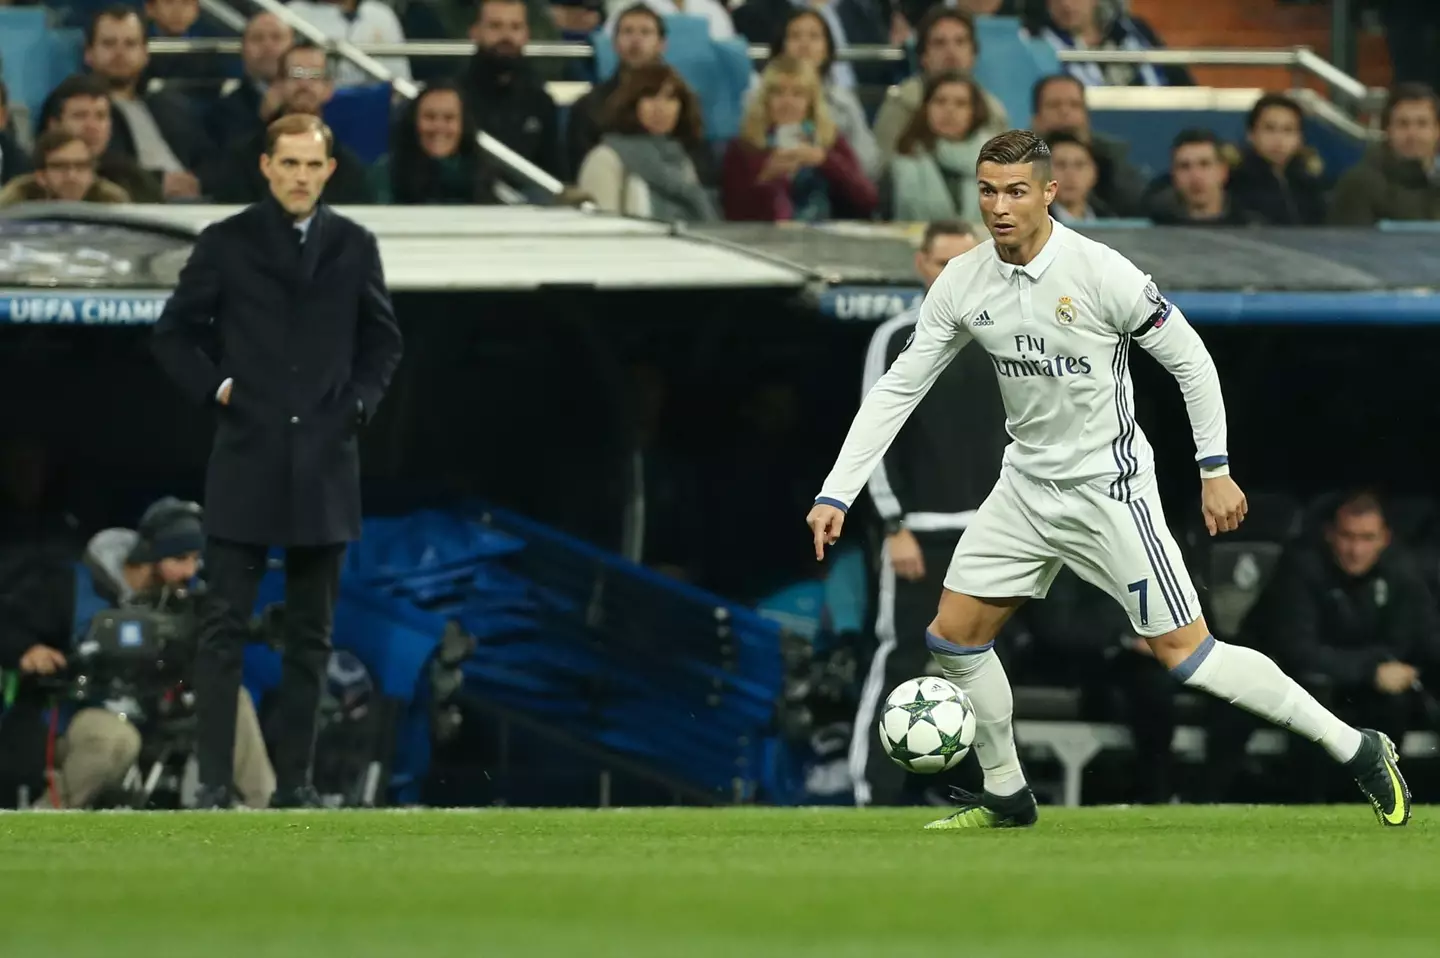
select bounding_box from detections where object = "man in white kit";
[806,130,1412,829]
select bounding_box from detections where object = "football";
[877,676,977,773]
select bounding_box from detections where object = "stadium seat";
[324,83,394,166]
[1088,105,1366,187]
[591,16,754,143]
[0,9,83,123]
[971,17,1059,127]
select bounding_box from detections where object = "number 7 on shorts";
[1127,578,1149,627]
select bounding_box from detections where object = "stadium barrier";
[3,207,1437,324]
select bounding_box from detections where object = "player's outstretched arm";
[808,273,973,560]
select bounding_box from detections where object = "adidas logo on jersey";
[971,310,994,327]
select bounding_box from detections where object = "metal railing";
[151,36,1376,100]
[218,0,566,199]
[150,34,1384,121]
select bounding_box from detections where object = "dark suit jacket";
[150,199,403,546]
[206,78,267,151]
[210,126,375,205]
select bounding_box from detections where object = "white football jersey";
[817,219,1229,510]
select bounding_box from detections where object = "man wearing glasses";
[0,130,129,207]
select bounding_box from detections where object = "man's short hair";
[40,74,112,130]
[86,4,143,46]
[916,6,977,57]
[1246,92,1303,132]
[0,78,8,112]
[1031,73,1083,115]
[614,2,666,37]
[1381,82,1440,128]
[977,129,1052,181]
[264,113,335,158]
[1334,489,1387,525]
[1171,127,1223,156]
[34,129,87,166]
[920,220,975,252]
[1044,129,1095,161]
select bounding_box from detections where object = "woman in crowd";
[721,56,877,223]
[881,71,989,222]
[1227,93,1328,226]
[0,130,128,207]
[767,9,881,180]
[370,79,499,205]
[1045,130,1116,223]
[576,63,718,222]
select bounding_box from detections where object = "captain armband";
[1133,282,1174,337]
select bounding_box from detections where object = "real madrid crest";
[1056,296,1075,326]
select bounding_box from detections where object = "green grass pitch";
[1,806,1434,957]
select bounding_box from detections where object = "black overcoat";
[151,198,403,546]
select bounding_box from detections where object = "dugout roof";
[689,223,1440,292]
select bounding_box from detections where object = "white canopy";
[41,205,814,292]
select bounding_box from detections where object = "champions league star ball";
[878,676,977,773]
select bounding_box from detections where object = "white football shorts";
[944,465,1201,637]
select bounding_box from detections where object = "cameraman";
[0,499,275,809]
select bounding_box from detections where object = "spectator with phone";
[721,56,876,222]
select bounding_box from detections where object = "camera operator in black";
[850,221,1012,807]
[0,499,274,808]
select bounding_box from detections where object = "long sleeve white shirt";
[816,219,1229,511]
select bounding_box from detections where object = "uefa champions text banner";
[0,292,171,325]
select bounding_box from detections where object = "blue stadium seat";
[902,16,1058,132]
[969,16,1059,131]
[1089,109,1366,185]
[591,15,754,143]
[0,9,83,126]
[323,83,393,165]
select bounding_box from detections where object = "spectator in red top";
[721,55,876,222]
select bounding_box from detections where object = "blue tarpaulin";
[241,509,800,805]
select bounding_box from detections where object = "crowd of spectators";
[2,0,1437,228]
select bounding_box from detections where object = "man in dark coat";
[1330,83,1440,225]
[151,113,403,808]
[459,0,563,182]
[205,11,294,150]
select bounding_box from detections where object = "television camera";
[53,584,208,725]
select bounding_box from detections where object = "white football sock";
[1174,636,1363,762]
[930,635,1027,797]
